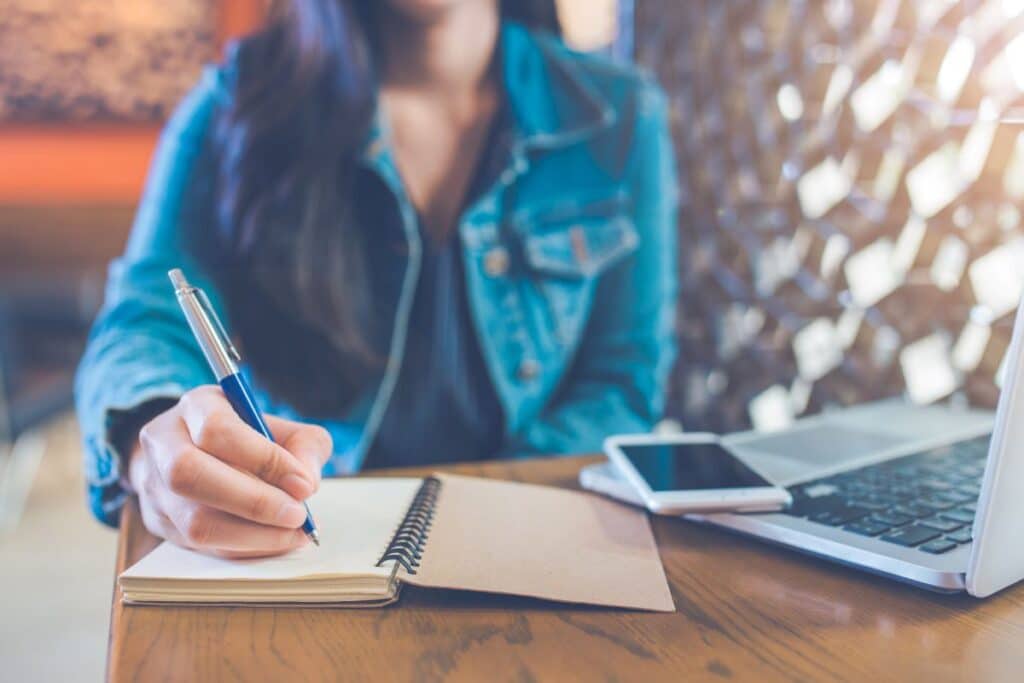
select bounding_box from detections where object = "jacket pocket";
[514,195,639,349]
[523,213,639,279]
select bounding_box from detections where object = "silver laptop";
[582,297,1024,597]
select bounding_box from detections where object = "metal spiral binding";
[376,476,441,575]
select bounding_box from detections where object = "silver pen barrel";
[169,269,238,382]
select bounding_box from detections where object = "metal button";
[483,247,510,277]
[517,359,541,381]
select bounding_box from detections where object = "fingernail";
[282,473,314,498]
[276,501,306,526]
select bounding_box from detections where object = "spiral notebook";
[119,473,675,611]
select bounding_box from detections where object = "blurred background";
[2,0,1024,679]
[639,0,1024,433]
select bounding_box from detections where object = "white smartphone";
[603,433,792,515]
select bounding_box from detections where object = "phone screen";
[620,442,773,492]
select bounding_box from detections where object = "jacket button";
[517,359,541,381]
[483,247,510,277]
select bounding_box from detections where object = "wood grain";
[108,456,1024,682]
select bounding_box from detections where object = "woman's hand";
[127,385,332,558]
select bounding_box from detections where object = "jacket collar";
[500,21,617,149]
[361,20,616,166]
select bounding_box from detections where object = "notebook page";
[122,478,422,582]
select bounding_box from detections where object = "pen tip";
[310,531,320,547]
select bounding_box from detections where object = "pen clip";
[196,288,242,363]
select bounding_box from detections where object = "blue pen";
[169,268,321,546]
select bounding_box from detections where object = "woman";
[76,0,678,557]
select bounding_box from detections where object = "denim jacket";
[75,22,679,526]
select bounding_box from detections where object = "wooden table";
[108,456,1024,682]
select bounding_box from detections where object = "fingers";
[209,545,307,560]
[132,385,332,559]
[142,411,309,529]
[177,387,315,500]
[175,505,308,554]
[139,495,306,558]
[266,415,333,485]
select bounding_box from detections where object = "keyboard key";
[868,495,904,507]
[881,525,942,547]
[801,483,839,498]
[940,508,976,524]
[843,486,875,498]
[917,497,957,511]
[786,494,846,517]
[849,499,890,511]
[946,527,973,544]
[919,517,962,533]
[809,506,871,526]
[872,511,913,527]
[844,520,891,537]
[936,490,976,505]
[892,503,932,518]
[920,539,958,554]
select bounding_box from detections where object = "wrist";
[107,397,177,495]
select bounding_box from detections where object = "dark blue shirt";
[364,108,510,469]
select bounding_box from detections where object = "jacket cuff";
[82,385,188,527]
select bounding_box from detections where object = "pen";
[168,268,321,547]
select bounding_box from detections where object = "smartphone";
[603,433,792,515]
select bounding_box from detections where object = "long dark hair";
[215,1,561,415]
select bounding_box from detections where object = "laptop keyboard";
[784,435,990,555]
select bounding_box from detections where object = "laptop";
[581,297,1024,597]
